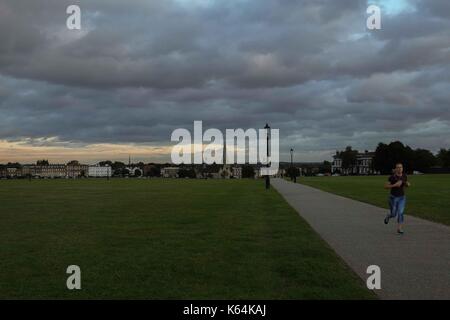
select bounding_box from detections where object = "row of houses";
[0,162,286,180]
[0,164,111,179]
[1,152,377,179]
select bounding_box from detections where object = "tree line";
[338,141,450,174]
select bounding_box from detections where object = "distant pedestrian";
[384,163,411,234]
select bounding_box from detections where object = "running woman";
[384,163,411,234]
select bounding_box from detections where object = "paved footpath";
[272,178,450,300]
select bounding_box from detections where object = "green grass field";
[0,179,374,299]
[297,174,450,226]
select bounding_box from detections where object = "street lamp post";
[264,123,271,189]
[290,148,297,183]
[290,148,294,181]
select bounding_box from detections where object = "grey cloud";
[0,0,449,161]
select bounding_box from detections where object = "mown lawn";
[0,179,374,299]
[298,175,450,226]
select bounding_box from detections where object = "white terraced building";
[332,151,378,175]
[88,165,112,177]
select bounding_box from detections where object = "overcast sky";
[0,0,449,164]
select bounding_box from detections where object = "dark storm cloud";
[0,0,449,161]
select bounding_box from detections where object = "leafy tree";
[437,149,450,167]
[6,162,22,168]
[373,142,389,174]
[412,149,436,172]
[37,160,49,166]
[319,161,332,174]
[242,165,255,178]
[99,160,113,167]
[286,166,300,178]
[137,162,145,168]
[339,146,358,170]
[114,167,129,177]
[374,141,414,174]
[178,168,196,179]
[145,165,161,177]
[209,162,220,173]
[112,161,126,172]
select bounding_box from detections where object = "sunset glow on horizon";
[0,140,172,164]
